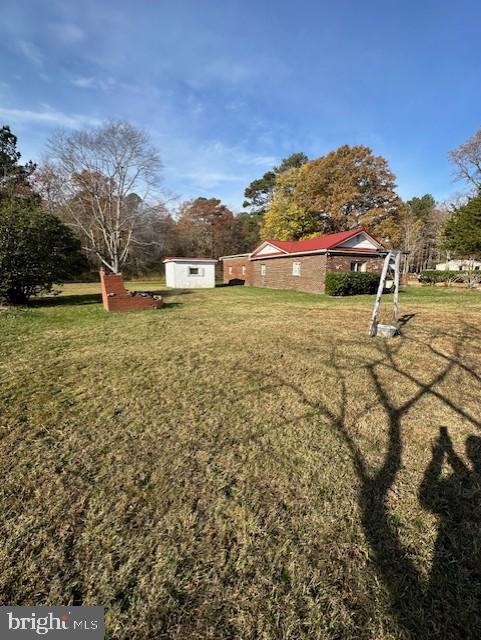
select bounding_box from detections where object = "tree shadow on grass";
[30,293,102,307]
[161,301,183,310]
[398,312,416,328]
[217,280,245,287]
[130,289,192,298]
[419,428,481,636]
[239,323,481,638]
[31,288,192,308]
[346,331,481,639]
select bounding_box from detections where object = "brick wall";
[222,257,252,285]
[326,254,385,274]
[224,252,392,294]
[100,271,163,312]
[251,254,327,293]
[249,252,388,293]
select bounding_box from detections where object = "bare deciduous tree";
[44,121,162,273]
[450,126,481,190]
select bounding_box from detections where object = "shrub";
[325,271,381,296]
[419,269,481,288]
[418,270,455,285]
[0,199,86,304]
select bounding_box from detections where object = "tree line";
[1,119,481,303]
[244,143,480,275]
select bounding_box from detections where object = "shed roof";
[163,257,218,263]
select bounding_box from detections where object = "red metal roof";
[251,227,383,258]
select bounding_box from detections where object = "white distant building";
[163,257,217,288]
[436,259,481,271]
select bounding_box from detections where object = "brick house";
[219,253,252,285]
[220,228,388,294]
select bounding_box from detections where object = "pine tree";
[443,193,481,259]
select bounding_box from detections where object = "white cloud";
[70,75,117,91]
[190,101,204,117]
[158,134,278,207]
[0,106,101,129]
[49,23,85,45]
[201,141,276,168]
[225,100,248,112]
[174,169,246,189]
[17,40,44,68]
[206,60,254,84]
[71,76,96,89]
[238,152,277,167]
[183,60,257,92]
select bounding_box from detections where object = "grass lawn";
[1,282,481,639]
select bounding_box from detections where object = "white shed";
[163,257,217,288]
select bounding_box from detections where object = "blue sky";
[1,0,480,210]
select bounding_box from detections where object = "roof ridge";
[251,228,382,258]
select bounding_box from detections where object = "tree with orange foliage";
[176,197,238,258]
[263,145,404,246]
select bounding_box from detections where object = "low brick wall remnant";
[100,271,163,312]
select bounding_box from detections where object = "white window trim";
[350,261,367,273]
[292,261,301,276]
[188,266,204,277]
[260,264,266,276]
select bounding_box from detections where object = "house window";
[188,266,204,276]
[229,266,233,274]
[261,264,266,276]
[292,261,301,276]
[351,261,366,272]
[241,265,246,275]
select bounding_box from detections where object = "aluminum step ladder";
[368,251,401,337]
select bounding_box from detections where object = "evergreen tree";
[0,125,36,200]
[243,152,308,214]
[443,192,481,259]
[0,199,86,304]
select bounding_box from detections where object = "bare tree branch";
[40,120,163,273]
[449,126,481,191]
